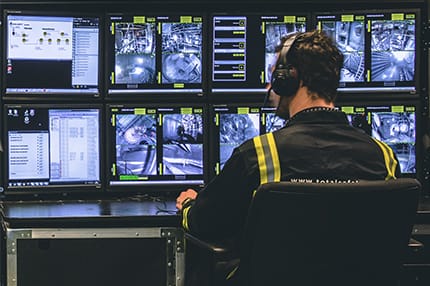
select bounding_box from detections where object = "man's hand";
[176,188,198,210]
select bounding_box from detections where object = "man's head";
[271,30,344,103]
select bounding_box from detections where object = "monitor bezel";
[208,12,310,101]
[2,9,103,100]
[105,103,209,194]
[208,102,285,180]
[335,98,423,179]
[312,8,421,97]
[105,12,208,99]
[2,103,104,195]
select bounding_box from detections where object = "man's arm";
[177,146,259,240]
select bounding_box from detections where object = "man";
[177,30,400,281]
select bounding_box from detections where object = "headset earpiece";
[271,65,299,97]
[270,33,301,97]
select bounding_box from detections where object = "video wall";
[0,3,426,195]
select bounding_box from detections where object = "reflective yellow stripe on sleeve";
[267,132,281,182]
[253,133,281,185]
[182,205,192,231]
[372,138,398,180]
[254,135,268,184]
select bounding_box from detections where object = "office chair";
[185,178,421,286]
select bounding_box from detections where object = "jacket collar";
[285,107,347,127]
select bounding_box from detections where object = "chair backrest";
[236,178,421,286]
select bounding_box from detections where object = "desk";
[0,198,183,286]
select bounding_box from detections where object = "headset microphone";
[262,86,273,107]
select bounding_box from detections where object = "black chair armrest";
[185,233,234,257]
[185,233,238,286]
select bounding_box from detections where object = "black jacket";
[182,108,401,241]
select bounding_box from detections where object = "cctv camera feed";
[341,104,416,174]
[5,12,100,96]
[5,106,101,190]
[369,12,416,88]
[108,106,205,188]
[107,14,203,95]
[315,10,417,92]
[265,109,287,133]
[211,14,307,95]
[265,16,307,84]
[316,13,366,86]
[212,105,286,175]
[162,20,202,84]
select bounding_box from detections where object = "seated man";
[176,30,400,284]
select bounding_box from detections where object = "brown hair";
[277,30,344,102]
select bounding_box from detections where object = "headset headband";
[278,33,299,67]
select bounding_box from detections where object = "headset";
[270,33,301,97]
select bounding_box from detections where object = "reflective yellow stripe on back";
[267,133,281,182]
[372,138,397,180]
[253,133,281,185]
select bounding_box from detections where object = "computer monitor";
[106,104,207,192]
[315,9,419,94]
[3,104,102,193]
[209,104,286,178]
[106,13,205,97]
[210,13,308,98]
[3,10,101,97]
[338,101,421,175]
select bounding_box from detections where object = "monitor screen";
[209,104,286,177]
[4,11,101,97]
[210,13,307,97]
[106,13,204,96]
[339,102,420,175]
[315,9,418,94]
[107,104,206,191]
[4,104,102,193]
